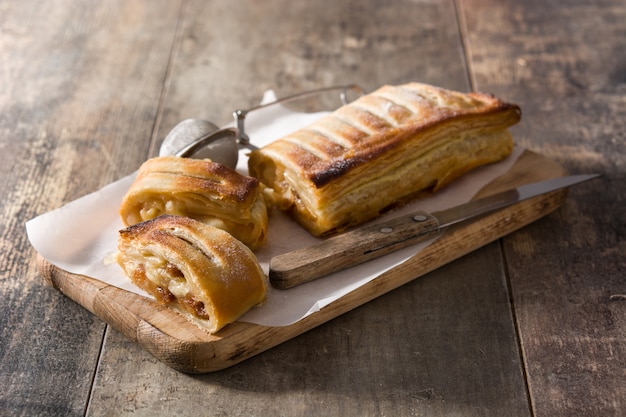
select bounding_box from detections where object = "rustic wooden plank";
[149,0,473,156]
[0,1,183,416]
[460,0,626,416]
[83,0,534,415]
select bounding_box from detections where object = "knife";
[269,174,600,289]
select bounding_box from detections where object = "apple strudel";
[119,156,267,250]
[116,215,268,334]
[248,82,521,236]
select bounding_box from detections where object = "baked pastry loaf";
[248,82,521,236]
[119,156,267,250]
[116,215,268,334]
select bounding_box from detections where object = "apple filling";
[129,259,209,320]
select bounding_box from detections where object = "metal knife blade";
[269,174,600,289]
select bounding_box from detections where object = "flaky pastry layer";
[248,82,521,236]
[120,156,267,250]
[116,215,268,334]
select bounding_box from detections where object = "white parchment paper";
[26,91,522,327]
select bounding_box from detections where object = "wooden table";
[2,1,624,416]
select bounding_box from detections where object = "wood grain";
[150,0,472,156]
[461,0,626,415]
[0,1,183,416]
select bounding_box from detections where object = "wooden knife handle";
[269,211,440,289]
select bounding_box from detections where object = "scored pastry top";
[253,82,521,188]
[119,156,268,250]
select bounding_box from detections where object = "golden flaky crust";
[119,156,267,250]
[116,215,268,334]
[248,82,521,236]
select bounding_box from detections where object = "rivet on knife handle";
[269,212,440,289]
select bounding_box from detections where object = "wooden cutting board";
[37,150,567,373]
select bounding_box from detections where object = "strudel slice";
[116,215,268,333]
[119,156,267,250]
